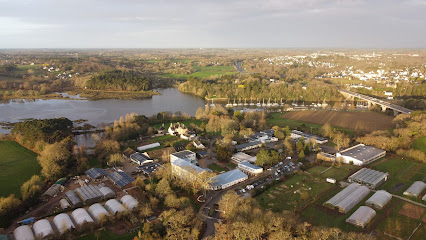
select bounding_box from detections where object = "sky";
[0,0,425,48]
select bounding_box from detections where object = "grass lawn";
[256,172,331,212]
[207,163,227,172]
[77,230,137,240]
[412,136,426,153]
[307,164,360,181]
[162,65,237,79]
[0,141,41,197]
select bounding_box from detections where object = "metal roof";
[348,168,388,188]
[106,171,135,188]
[291,130,327,141]
[65,190,82,207]
[85,168,107,179]
[130,152,152,164]
[235,140,262,150]
[346,206,376,228]
[238,162,263,170]
[171,158,205,174]
[211,169,248,187]
[171,150,195,159]
[340,144,386,161]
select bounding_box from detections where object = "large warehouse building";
[348,168,389,189]
[324,183,370,213]
[336,144,386,166]
[238,162,263,175]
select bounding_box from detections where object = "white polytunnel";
[33,219,54,239]
[60,198,71,210]
[88,203,110,222]
[346,206,376,228]
[71,208,95,226]
[98,186,115,199]
[120,195,139,210]
[104,199,126,215]
[324,183,370,213]
[13,225,35,240]
[365,190,392,210]
[53,213,75,234]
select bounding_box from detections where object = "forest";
[85,70,152,91]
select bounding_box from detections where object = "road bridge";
[338,89,413,115]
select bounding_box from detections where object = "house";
[209,169,248,190]
[130,152,154,165]
[336,144,386,166]
[238,162,263,175]
[193,140,205,149]
[170,150,197,165]
[247,129,278,143]
[168,122,196,140]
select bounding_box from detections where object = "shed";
[13,225,35,240]
[120,195,139,210]
[104,199,126,215]
[33,219,54,239]
[137,142,160,152]
[42,184,61,198]
[71,208,94,227]
[59,199,71,210]
[88,203,110,222]
[98,186,115,199]
[53,213,75,234]
[346,206,376,228]
[365,190,392,210]
[403,181,426,198]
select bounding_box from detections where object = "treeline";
[179,76,342,101]
[86,70,152,91]
[12,118,73,150]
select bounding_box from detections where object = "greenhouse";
[346,206,376,228]
[365,190,392,210]
[324,183,370,213]
[13,225,35,240]
[403,181,426,198]
[88,203,110,222]
[98,186,115,199]
[120,195,139,210]
[104,199,126,215]
[53,213,75,234]
[65,190,83,207]
[71,208,94,227]
[33,219,54,239]
[60,198,71,210]
[75,185,103,205]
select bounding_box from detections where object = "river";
[0,88,206,134]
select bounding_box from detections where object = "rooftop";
[171,150,195,159]
[340,144,385,161]
[130,152,152,163]
[211,169,248,187]
[291,130,327,141]
[348,168,388,187]
[172,158,205,174]
[238,161,263,170]
[235,140,262,150]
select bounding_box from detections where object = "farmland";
[277,111,395,132]
[0,141,41,197]
[162,65,237,79]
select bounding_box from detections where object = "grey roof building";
[209,169,248,190]
[337,144,386,166]
[403,181,426,198]
[346,206,376,228]
[235,141,262,152]
[348,168,389,189]
[324,183,370,213]
[365,190,392,210]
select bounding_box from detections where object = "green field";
[207,163,227,172]
[0,141,41,197]
[162,65,237,79]
[267,112,354,136]
[412,136,426,153]
[368,157,426,196]
[256,173,331,212]
[306,164,360,181]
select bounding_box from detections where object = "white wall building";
[238,162,263,175]
[336,144,386,166]
[170,150,197,165]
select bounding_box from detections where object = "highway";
[338,89,413,114]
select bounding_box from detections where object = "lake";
[0,88,206,134]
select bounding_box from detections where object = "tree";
[274,130,285,140]
[296,139,304,152]
[37,140,73,180]
[0,194,21,227]
[298,151,305,161]
[256,149,270,166]
[320,123,332,138]
[332,132,350,151]
[185,142,196,152]
[108,153,124,167]
[21,175,44,202]
[155,179,172,198]
[283,137,294,156]
[216,145,232,162]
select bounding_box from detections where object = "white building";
[231,152,257,164]
[170,150,197,165]
[137,142,160,152]
[336,144,386,166]
[193,140,205,149]
[238,162,263,175]
[290,130,328,144]
[171,158,205,181]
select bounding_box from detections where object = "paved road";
[338,89,412,114]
